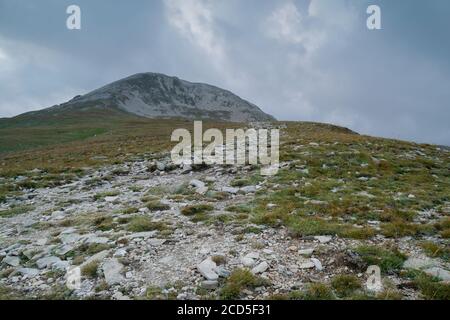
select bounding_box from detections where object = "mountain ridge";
[4,73,275,125]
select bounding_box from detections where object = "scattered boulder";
[3,256,20,267]
[299,259,315,269]
[222,187,239,194]
[241,257,256,267]
[36,256,61,269]
[17,268,39,277]
[240,186,257,194]
[298,248,314,257]
[403,257,436,270]
[251,262,269,274]
[314,236,332,244]
[156,161,166,171]
[201,280,218,290]
[189,179,205,189]
[311,258,323,271]
[424,267,450,282]
[197,258,219,281]
[102,258,124,285]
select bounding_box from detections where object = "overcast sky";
[0,0,449,145]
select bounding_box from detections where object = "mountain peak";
[55,73,275,122]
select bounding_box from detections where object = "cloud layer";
[0,0,449,145]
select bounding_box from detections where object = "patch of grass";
[126,216,169,233]
[286,217,375,239]
[0,204,34,218]
[0,268,15,279]
[93,215,115,231]
[226,204,252,214]
[94,190,119,201]
[375,288,404,300]
[81,261,100,278]
[40,284,74,300]
[145,186,169,196]
[129,185,143,192]
[420,241,449,261]
[145,286,164,300]
[111,168,129,176]
[331,274,362,297]
[211,255,227,265]
[181,204,214,216]
[403,270,450,300]
[0,285,24,299]
[145,201,170,212]
[354,245,406,274]
[434,217,450,239]
[301,283,335,300]
[122,207,139,214]
[380,220,420,238]
[84,243,110,255]
[220,269,269,300]
[230,178,251,187]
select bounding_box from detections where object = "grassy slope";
[0,116,449,299]
[0,111,242,175]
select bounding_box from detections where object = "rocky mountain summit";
[39,73,275,122]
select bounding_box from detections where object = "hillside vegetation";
[0,120,448,300]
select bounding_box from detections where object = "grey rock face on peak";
[54,73,275,122]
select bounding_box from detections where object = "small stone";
[55,245,74,256]
[197,258,219,281]
[251,262,269,274]
[403,257,436,270]
[299,259,315,269]
[424,267,450,282]
[240,186,257,194]
[3,256,20,267]
[53,260,70,271]
[196,186,208,195]
[266,203,277,209]
[311,258,323,271]
[148,239,166,246]
[288,246,297,252]
[59,233,81,244]
[314,236,332,244]
[36,238,47,246]
[102,258,124,285]
[81,250,110,267]
[16,268,39,277]
[245,252,260,260]
[298,248,314,257]
[222,187,239,194]
[159,256,175,265]
[105,196,118,202]
[112,291,130,300]
[114,248,127,257]
[85,236,109,244]
[156,161,166,171]
[181,164,192,174]
[126,231,158,239]
[241,257,256,267]
[36,256,61,269]
[215,266,231,278]
[201,280,218,290]
[189,179,205,189]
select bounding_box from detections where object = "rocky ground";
[0,123,449,300]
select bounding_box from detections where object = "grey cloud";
[0,0,448,145]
